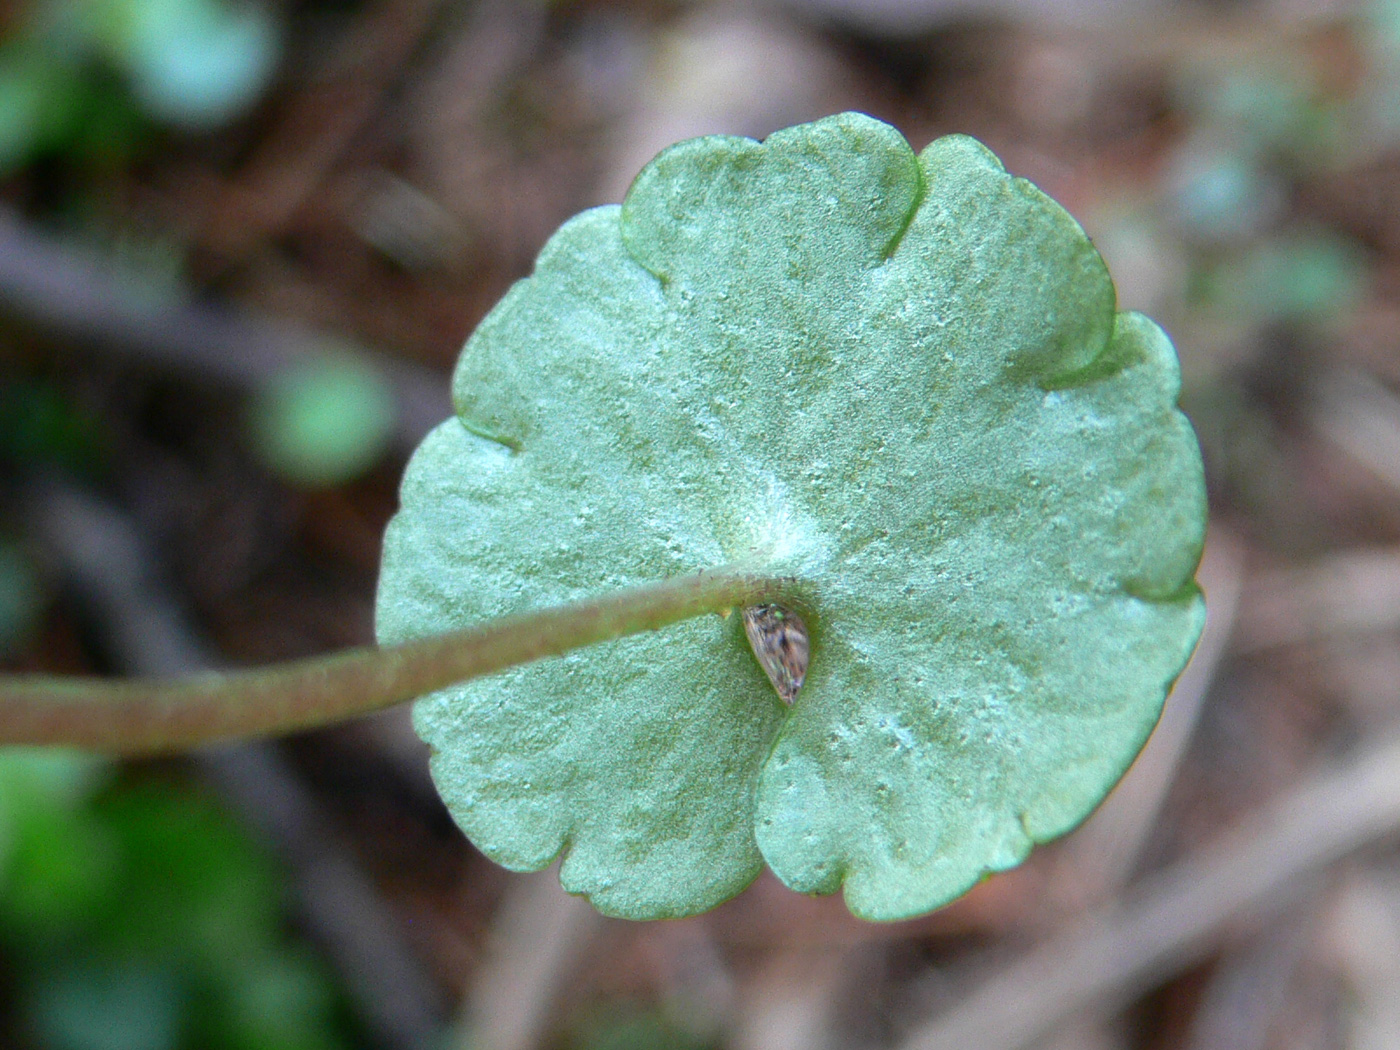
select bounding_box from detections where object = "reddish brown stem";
[0,569,788,755]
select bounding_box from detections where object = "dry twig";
[899,730,1400,1050]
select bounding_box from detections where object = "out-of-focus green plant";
[568,1008,713,1050]
[1201,231,1369,326]
[0,0,280,174]
[93,0,280,129]
[0,542,43,658]
[248,356,398,489]
[0,379,108,476]
[0,750,353,1050]
[1150,16,1375,337]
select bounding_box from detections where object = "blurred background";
[2,0,1399,1047]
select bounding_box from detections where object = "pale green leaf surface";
[376,113,1206,921]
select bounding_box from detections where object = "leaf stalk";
[0,568,788,754]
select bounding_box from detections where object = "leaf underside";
[375,113,1207,921]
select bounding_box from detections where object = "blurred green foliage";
[1203,231,1368,326]
[568,1008,714,1050]
[248,357,397,488]
[0,542,42,658]
[0,751,354,1050]
[0,379,108,476]
[0,0,280,173]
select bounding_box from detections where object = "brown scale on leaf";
[742,604,809,704]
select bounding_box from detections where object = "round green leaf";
[375,113,1206,921]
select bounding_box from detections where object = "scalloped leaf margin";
[375,112,1207,922]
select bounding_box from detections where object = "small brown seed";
[742,604,809,704]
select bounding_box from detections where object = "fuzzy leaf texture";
[375,113,1207,921]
